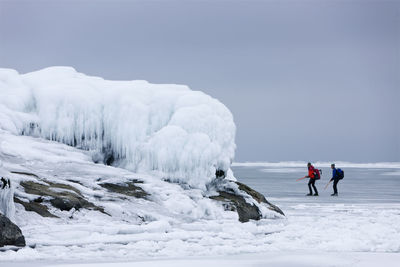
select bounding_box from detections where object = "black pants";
[308,178,318,194]
[333,179,340,194]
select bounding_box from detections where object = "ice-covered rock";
[209,179,284,222]
[0,67,236,189]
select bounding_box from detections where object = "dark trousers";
[333,179,340,194]
[308,178,318,194]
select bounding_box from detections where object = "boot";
[306,193,312,196]
[313,193,318,196]
[331,193,338,196]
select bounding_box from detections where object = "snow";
[0,132,399,264]
[42,252,400,267]
[3,252,400,267]
[0,67,236,189]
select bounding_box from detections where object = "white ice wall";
[0,67,236,188]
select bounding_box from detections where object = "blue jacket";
[330,168,338,181]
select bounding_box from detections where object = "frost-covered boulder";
[0,214,25,247]
[0,67,236,189]
[209,179,284,222]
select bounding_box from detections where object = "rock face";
[210,180,284,223]
[99,180,148,199]
[14,197,57,218]
[12,171,149,218]
[11,171,282,224]
[15,179,107,217]
[235,181,284,216]
[211,190,261,222]
[0,214,26,247]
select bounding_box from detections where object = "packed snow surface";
[44,252,400,267]
[0,67,236,188]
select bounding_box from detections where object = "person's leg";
[333,179,339,194]
[312,179,318,195]
[307,179,313,195]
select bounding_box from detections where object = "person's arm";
[308,167,315,179]
[330,169,336,181]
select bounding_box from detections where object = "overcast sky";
[0,0,399,162]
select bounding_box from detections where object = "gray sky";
[0,0,399,162]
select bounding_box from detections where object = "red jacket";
[308,165,315,179]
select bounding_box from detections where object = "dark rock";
[209,180,284,222]
[105,154,114,166]
[102,146,116,166]
[99,180,148,199]
[235,181,285,216]
[210,191,261,222]
[33,197,44,203]
[14,197,58,218]
[0,214,26,247]
[19,180,106,215]
[215,169,226,179]
[50,197,83,211]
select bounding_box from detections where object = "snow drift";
[0,67,236,189]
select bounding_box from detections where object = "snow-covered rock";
[0,67,236,189]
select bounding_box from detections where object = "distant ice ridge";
[0,67,236,189]
[233,161,400,169]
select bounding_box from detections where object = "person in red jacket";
[306,162,319,196]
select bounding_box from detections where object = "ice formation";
[0,67,236,188]
[0,185,15,222]
[0,161,15,221]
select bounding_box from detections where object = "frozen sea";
[234,164,400,252]
[235,164,400,204]
[2,163,400,267]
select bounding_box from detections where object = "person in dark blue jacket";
[330,164,340,196]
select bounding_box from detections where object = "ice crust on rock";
[0,67,236,188]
